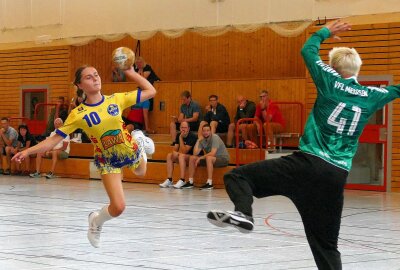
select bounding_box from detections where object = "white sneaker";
[159,179,173,188]
[173,179,185,189]
[87,212,102,248]
[132,130,155,155]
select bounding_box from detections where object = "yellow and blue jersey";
[56,90,142,174]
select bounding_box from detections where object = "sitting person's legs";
[45,149,69,178]
[170,121,179,142]
[263,122,283,146]
[160,151,179,187]
[209,121,218,134]
[0,147,4,173]
[188,122,199,134]
[4,146,15,174]
[246,123,259,144]
[30,152,44,177]
[226,123,236,147]
[197,155,228,190]
[239,123,249,141]
[214,120,228,134]
[176,153,193,189]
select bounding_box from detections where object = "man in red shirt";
[248,90,285,147]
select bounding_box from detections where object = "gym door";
[346,81,389,191]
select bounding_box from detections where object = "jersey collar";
[84,95,104,107]
[344,76,359,84]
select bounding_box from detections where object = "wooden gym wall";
[70,27,307,84]
[306,23,400,192]
[0,47,71,119]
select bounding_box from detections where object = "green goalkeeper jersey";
[300,27,400,171]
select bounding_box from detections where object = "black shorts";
[215,122,228,133]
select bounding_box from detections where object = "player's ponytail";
[73,65,90,102]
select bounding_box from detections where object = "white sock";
[95,206,113,226]
[188,178,194,184]
[207,179,213,185]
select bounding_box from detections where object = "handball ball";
[112,47,135,70]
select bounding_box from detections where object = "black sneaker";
[199,183,213,190]
[207,210,254,233]
[181,182,194,189]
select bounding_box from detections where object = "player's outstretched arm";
[11,135,63,163]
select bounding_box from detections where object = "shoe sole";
[207,211,253,234]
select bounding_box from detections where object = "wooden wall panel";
[305,23,400,192]
[192,79,306,123]
[70,27,307,88]
[101,81,192,134]
[0,46,70,120]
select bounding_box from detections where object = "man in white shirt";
[30,118,70,179]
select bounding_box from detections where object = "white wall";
[0,0,399,45]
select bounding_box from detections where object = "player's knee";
[110,201,126,217]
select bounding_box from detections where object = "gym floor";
[0,176,399,270]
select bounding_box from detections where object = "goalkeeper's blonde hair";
[329,47,362,77]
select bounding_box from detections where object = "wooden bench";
[2,140,265,189]
[2,156,91,179]
[122,162,235,188]
[273,132,301,152]
[69,142,94,158]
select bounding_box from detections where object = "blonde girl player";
[12,65,156,248]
